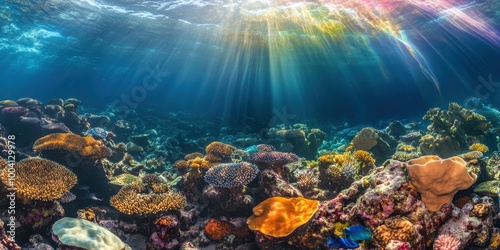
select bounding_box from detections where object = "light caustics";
[210,0,500,92]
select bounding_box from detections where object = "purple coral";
[250,151,299,166]
[204,162,259,188]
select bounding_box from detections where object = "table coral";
[406,155,477,211]
[0,157,77,201]
[33,133,111,159]
[204,162,259,188]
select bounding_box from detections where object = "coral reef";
[110,182,186,215]
[204,162,259,188]
[421,103,491,157]
[33,133,111,159]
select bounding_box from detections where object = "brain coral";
[352,127,378,151]
[110,183,186,215]
[52,217,131,250]
[1,157,77,201]
[247,197,319,238]
[204,162,259,188]
[373,218,418,247]
[33,133,111,159]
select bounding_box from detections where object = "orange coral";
[407,155,477,211]
[206,142,236,160]
[33,133,111,159]
[185,152,203,160]
[110,183,186,215]
[173,160,189,168]
[353,150,375,165]
[0,157,77,201]
[247,197,319,238]
[204,219,234,240]
[469,143,488,153]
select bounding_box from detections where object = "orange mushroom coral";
[406,155,477,211]
[247,197,319,238]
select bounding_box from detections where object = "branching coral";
[353,150,375,165]
[1,157,77,201]
[110,182,186,215]
[250,151,299,167]
[469,143,488,153]
[33,133,111,159]
[247,197,319,238]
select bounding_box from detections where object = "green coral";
[420,103,491,157]
[52,217,131,250]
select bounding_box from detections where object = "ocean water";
[1,0,500,249]
[1,0,499,123]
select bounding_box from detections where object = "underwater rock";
[386,120,407,138]
[435,196,495,248]
[272,127,326,159]
[203,184,255,213]
[259,169,303,198]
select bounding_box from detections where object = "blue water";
[1,0,499,123]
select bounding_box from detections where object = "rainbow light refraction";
[206,0,499,92]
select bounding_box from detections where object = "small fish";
[327,236,359,249]
[89,193,103,201]
[345,224,372,242]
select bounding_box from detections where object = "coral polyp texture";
[33,133,111,159]
[1,157,77,201]
[250,151,299,167]
[110,182,186,215]
[247,197,319,238]
[52,217,131,250]
[406,155,477,211]
[204,162,259,188]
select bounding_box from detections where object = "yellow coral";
[353,150,375,165]
[247,197,319,238]
[185,152,204,160]
[110,183,186,215]
[1,158,77,201]
[373,218,418,246]
[33,133,111,159]
[206,142,236,158]
[398,145,416,152]
[469,143,488,153]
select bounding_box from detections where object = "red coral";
[204,219,234,240]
